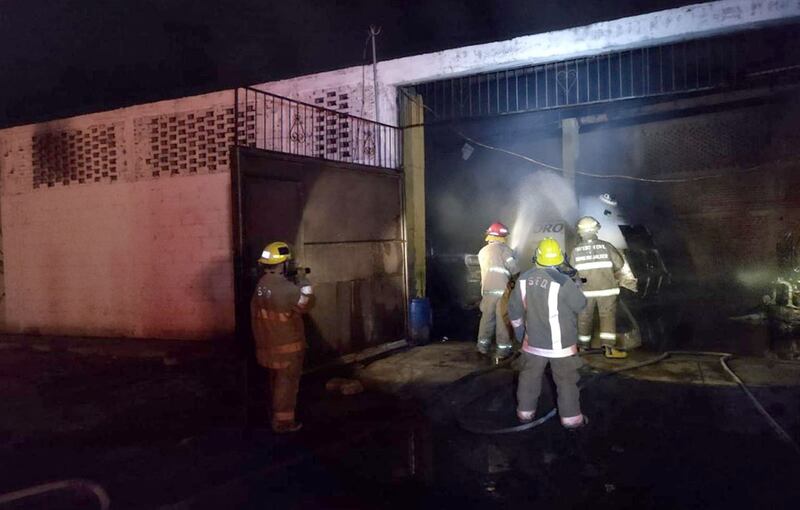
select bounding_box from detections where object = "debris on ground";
[325,377,365,395]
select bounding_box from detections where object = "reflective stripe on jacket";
[250,272,314,368]
[508,267,587,358]
[569,237,624,295]
[478,241,519,294]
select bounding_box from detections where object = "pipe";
[775,278,797,308]
[0,479,110,509]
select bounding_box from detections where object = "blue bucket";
[409,297,433,345]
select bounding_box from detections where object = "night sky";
[0,0,691,128]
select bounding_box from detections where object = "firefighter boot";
[517,409,535,423]
[496,344,514,361]
[476,338,491,356]
[565,415,590,432]
[603,345,628,359]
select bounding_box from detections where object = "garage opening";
[400,23,800,358]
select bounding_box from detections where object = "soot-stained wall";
[0,91,237,339]
[236,150,406,364]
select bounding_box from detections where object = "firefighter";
[250,241,314,433]
[570,216,637,359]
[477,222,519,359]
[509,238,588,429]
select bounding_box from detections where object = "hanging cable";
[399,88,795,184]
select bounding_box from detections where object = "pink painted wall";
[0,91,236,340]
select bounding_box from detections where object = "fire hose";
[454,350,800,458]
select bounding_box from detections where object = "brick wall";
[578,95,800,287]
[0,91,237,340]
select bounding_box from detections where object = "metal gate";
[231,88,406,365]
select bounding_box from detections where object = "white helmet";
[599,193,618,207]
[576,216,601,236]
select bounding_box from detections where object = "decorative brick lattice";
[31,124,122,189]
[312,91,354,160]
[135,106,237,179]
[237,102,257,149]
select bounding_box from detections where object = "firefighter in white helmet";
[569,216,637,359]
[476,222,519,359]
[250,241,314,433]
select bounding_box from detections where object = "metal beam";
[401,24,800,126]
[578,83,800,126]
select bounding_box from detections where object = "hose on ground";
[455,350,667,435]
[455,350,800,457]
[718,353,800,456]
[0,479,110,509]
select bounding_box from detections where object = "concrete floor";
[359,341,800,390]
[1,337,800,509]
[360,341,800,509]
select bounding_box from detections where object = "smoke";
[508,172,577,252]
[736,268,778,289]
[505,171,632,265]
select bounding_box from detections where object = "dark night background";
[0,0,692,128]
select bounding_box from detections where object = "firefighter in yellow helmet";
[250,241,314,433]
[508,238,589,429]
[569,216,637,359]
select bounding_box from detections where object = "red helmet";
[486,222,509,237]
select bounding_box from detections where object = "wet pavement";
[1,337,800,509]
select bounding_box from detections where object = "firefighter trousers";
[517,352,583,423]
[265,351,305,426]
[578,295,618,346]
[477,292,511,349]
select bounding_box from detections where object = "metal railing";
[235,87,402,170]
[400,24,800,124]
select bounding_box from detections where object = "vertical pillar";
[561,118,579,190]
[402,92,426,298]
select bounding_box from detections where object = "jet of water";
[508,172,578,253]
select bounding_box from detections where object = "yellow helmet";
[259,241,292,265]
[535,237,565,266]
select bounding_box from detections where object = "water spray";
[507,172,578,267]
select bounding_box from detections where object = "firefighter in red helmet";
[476,222,519,359]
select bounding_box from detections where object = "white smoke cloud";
[577,194,628,249]
[508,172,578,263]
